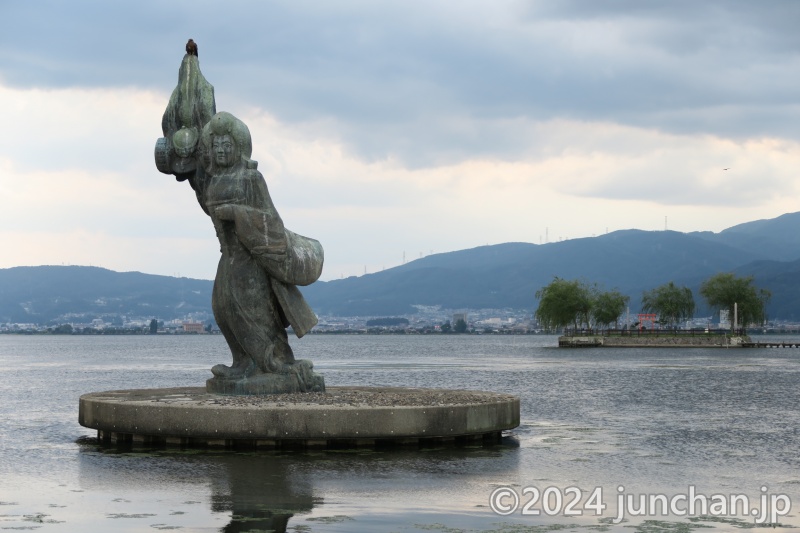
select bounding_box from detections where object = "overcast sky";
[3,1,800,280]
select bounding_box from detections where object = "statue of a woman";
[200,112,325,394]
[156,48,324,394]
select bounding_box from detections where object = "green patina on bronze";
[155,46,324,395]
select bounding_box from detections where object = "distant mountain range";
[4,212,800,324]
[0,267,212,324]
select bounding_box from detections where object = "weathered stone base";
[78,386,520,450]
[94,429,505,450]
[207,359,325,395]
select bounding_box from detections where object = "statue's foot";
[207,358,325,394]
[211,360,256,378]
[211,364,235,377]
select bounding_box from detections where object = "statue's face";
[175,145,194,158]
[212,135,236,167]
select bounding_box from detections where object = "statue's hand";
[215,204,237,221]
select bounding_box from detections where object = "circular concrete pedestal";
[79,386,520,449]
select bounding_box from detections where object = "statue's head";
[163,126,199,174]
[173,127,199,158]
[202,112,252,171]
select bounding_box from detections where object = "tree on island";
[454,318,468,333]
[535,277,628,332]
[641,282,695,328]
[535,277,593,331]
[700,273,771,331]
[592,290,630,329]
[440,320,452,333]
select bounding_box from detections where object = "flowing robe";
[205,164,323,375]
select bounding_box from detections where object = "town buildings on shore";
[3,307,800,335]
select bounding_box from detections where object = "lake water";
[1,334,799,532]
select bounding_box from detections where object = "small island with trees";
[535,273,771,348]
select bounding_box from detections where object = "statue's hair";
[201,112,253,168]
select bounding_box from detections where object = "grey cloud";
[570,165,789,208]
[3,0,800,167]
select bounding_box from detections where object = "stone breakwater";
[559,335,749,347]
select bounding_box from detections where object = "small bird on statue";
[186,39,198,57]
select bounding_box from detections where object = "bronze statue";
[155,42,324,394]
